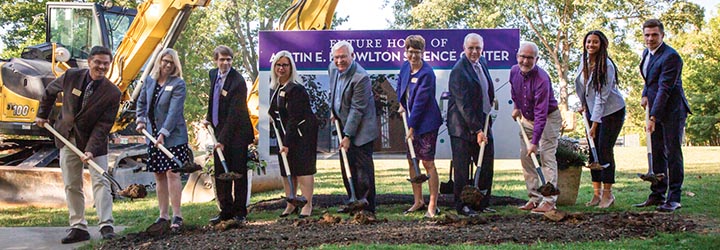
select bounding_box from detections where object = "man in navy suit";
[446,33,495,216]
[633,19,691,212]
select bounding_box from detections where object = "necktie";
[212,74,223,126]
[81,80,95,109]
[474,63,491,114]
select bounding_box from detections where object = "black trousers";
[649,114,687,203]
[214,144,249,218]
[339,141,376,212]
[450,129,494,211]
[587,107,625,183]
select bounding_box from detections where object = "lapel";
[146,77,157,106]
[399,62,412,103]
[76,79,108,118]
[463,56,481,86]
[646,44,665,79]
[640,49,648,79]
[336,62,356,111]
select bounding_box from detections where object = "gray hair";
[463,33,484,47]
[519,41,539,58]
[331,40,354,57]
[269,50,300,90]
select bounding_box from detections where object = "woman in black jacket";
[269,50,320,218]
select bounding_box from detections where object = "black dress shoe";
[234,215,247,224]
[657,202,682,212]
[100,226,116,240]
[209,215,231,225]
[481,207,497,213]
[61,228,90,244]
[458,206,478,217]
[337,206,349,213]
[633,198,665,207]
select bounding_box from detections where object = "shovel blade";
[538,182,560,196]
[217,172,243,181]
[285,196,308,208]
[346,198,369,213]
[638,173,665,184]
[460,185,485,208]
[117,183,148,199]
[172,162,203,174]
[407,174,430,184]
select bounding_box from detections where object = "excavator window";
[48,7,102,59]
[103,11,134,52]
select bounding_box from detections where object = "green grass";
[2,147,719,249]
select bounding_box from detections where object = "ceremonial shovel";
[637,108,665,184]
[139,129,200,174]
[42,123,146,199]
[206,125,243,180]
[580,108,610,170]
[400,110,429,183]
[461,109,492,207]
[333,115,369,212]
[270,116,308,208]
[515,118,560,196]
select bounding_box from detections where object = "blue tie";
[212,74,223,126]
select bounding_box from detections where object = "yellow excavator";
[0,0,211,206]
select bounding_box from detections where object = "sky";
[1,0,718,53]
[334,0,719,30]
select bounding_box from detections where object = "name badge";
[279,91,286,97]
[411,77,418,83]
[221,90,228,97]
[164,86,173,91]
[72,88,82,96]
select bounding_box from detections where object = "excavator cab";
[0,3,136,138]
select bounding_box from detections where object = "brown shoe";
[531,201,556,214]
[518,201,538,211]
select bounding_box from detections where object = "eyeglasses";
[161,59,174,65]
[517,54,536,60]
[406,49,423,55]
[275,63,291,68]
[466,46,483,51]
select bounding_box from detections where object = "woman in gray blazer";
[575,30,626,209]
[136,48,190,229]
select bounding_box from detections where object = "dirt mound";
[98,211,697,249]
[249,194,526,212]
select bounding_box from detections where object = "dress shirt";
[509,65,559,145]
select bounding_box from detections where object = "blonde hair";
[269,50,300,90]
[150,48,183,80]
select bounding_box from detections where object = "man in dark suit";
[634,19,692,212]
[446,33,496,216]
[36,46,121,243]
[329,41,379,214]
[205,45,255,223]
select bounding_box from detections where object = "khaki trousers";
[59,139,114,230]
[519,110,562,204]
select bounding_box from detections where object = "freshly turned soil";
[98,194,698,249]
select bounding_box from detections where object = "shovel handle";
[333,117,353,179]
[516,118,542,170]
[42,123,122,189]
[644,108,654,172]
[474,110,492,187]
[580,109,600,162]
[205,125,230,173]
[270,120,293,176]
[141,130,176,159]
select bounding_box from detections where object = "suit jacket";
[329,61,378,146]
[37,68,121,157]
[574,58,626,123]
[396,61,442,135]
[269,81,320,148]
[446,55,495,142]
[206,67,254,147]
[136,75,189,148]
[640,43,691,121]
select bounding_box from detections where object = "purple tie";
[212,74,223,126]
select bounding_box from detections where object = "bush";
[556,137,588,170]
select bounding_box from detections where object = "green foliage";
[556,137,588,170]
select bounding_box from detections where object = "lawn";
[1,147,719,249]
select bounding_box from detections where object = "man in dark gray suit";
[329,41,379,214]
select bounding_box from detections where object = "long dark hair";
[582,30,618,92]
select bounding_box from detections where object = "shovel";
[139,129,200,174]
[515,118,560,197]
[637,108,665,184]
[41,123,146,199]
[205,125,243,181]
[270,117,308,208]
[400,110,429,184]
[460,110,492,207]
[333,115,369,212]
[580,108,610,170]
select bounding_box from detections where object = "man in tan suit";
[36,46,122,244]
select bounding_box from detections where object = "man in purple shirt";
[509,41,563,214]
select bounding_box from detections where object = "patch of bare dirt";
[98,194,698,249]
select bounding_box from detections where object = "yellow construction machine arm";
[247,0,338,137]
[106,0,211,132]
